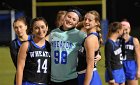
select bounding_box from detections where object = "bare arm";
[16,42,28,85]
[84,35,98,85]
[133,38,140,78]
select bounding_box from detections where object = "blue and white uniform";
[22,40,51,85]
[105,39,125,84]
[78,32,102,85]
[9,35,32,84]
[123,36,137,80]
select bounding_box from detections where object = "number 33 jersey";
[49,28,86,82]
[24,40,51,84]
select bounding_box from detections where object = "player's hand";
[109,79,115,84]
[136,70,140,79]
[94,54,101,64]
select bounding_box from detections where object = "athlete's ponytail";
[87,10,103,45]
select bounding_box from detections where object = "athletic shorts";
[105,68,125,84]
[78,73,85,85]
[51,78,78,85]
[22,81,47,85]
[78,68,102,85]
[123,60,137,80]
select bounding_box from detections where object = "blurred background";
[0,0,140,45]
[0,0,140,85]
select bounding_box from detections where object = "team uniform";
[21,39,51,85]
[123,36,137,80]
[77,46,86,85]
[78,32,102,85]
[105,39,125,84]
[10,35,32,68]
[49,27,86,85]
[9,35,31,84]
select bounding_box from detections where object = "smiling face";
[32,20,48,39]
[63,12,79,30]
[83,13,97,30]
[13,20,27,37]
[121,21,131,35]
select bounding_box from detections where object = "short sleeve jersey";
[49,28,86,82]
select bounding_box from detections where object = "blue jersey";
[105,39,123,80]
[10,35,32,68]
[124,36,135,60]
[123,36,137,80]
[49,28,86,82]
[23,40,51,84]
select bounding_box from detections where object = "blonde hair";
[87,10,103,44]
[55,10,67,27]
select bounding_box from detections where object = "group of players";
[9,8,140,85]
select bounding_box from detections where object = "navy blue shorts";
[22,81,47,85]
[105,68,125,84]
[123,60,137,80]
[78,72,85,85]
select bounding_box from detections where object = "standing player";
[16,17,51,85]
[83,10,102,85]
[9,17,31,84]
[105,22,125,85]
[49,9,86,85]
[121,21,140,85]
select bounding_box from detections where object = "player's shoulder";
[74,28,86,37]
[51,28,60,32]
[105,39,114,46]
[133,37,139,44]
[9,39,18,47]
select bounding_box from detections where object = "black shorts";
[51,78,78,85]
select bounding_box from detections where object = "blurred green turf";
[0,47,139,85]
[97,46,107,85]
[0,47,15,85]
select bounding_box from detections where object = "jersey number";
[54,50,67,64]
[37,59,47,73]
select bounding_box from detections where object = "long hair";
[107,22,122,39]
[87,10,103,45]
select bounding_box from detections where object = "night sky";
[0,0,140,45]
[0,0,140,27]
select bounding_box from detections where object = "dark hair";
[29,17,48,33]
[107,22,122,38]
[67,9,82,21]
[13,16,27,26]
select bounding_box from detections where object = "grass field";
[0,46,139,85]
[0,47,15,85]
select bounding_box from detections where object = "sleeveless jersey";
[87,32,100,68]
[125,36,135,60]
[23,40,51,84]
[10,35,32,68]
[49,28,86,82]
[77,32,100,72]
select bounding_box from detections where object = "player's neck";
[110,34,118,42]
[18,34,28,41]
